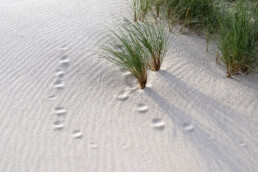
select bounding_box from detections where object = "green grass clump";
[102,25,149,89]
[101,18,170,88]
[218,1,258,77]
[127,0,257,78]
[123,19,170,71]
[164,0,218,33]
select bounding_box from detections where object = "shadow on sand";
[144,70,258,172]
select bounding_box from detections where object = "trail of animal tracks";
[0,0,258,171]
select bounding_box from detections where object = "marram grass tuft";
[123,19,170,71]
[101,24,149,89]
[218,1,257,77]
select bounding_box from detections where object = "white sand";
[0,0,258,171]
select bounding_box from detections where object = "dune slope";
[0,0,257,171]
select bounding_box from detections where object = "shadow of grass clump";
[218,1,258,77]
[144,70,258,171]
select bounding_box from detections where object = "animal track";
[61,45,68,49]
[54,79,64,90]
[121,142,130,150]
[118,68,131,76]
[152,118,165,131]
[60,55,69,62]
[54,107,67,116]
[49,95,56,100]
[88,142,98,149]
[53,120,64,130]
[123,74,138,87]
[121,71,131,76]
[116,88,132,101]
[55,69,64,78]
[72,130,83,139]
[60,55,69,67]
[183,123,194,132]
[50,48,70,134]
[136,103,148,113]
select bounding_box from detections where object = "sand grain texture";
[0,0,258,172]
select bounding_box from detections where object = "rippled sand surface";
[0,0,257,171]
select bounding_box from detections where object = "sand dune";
[0,0,257,171]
